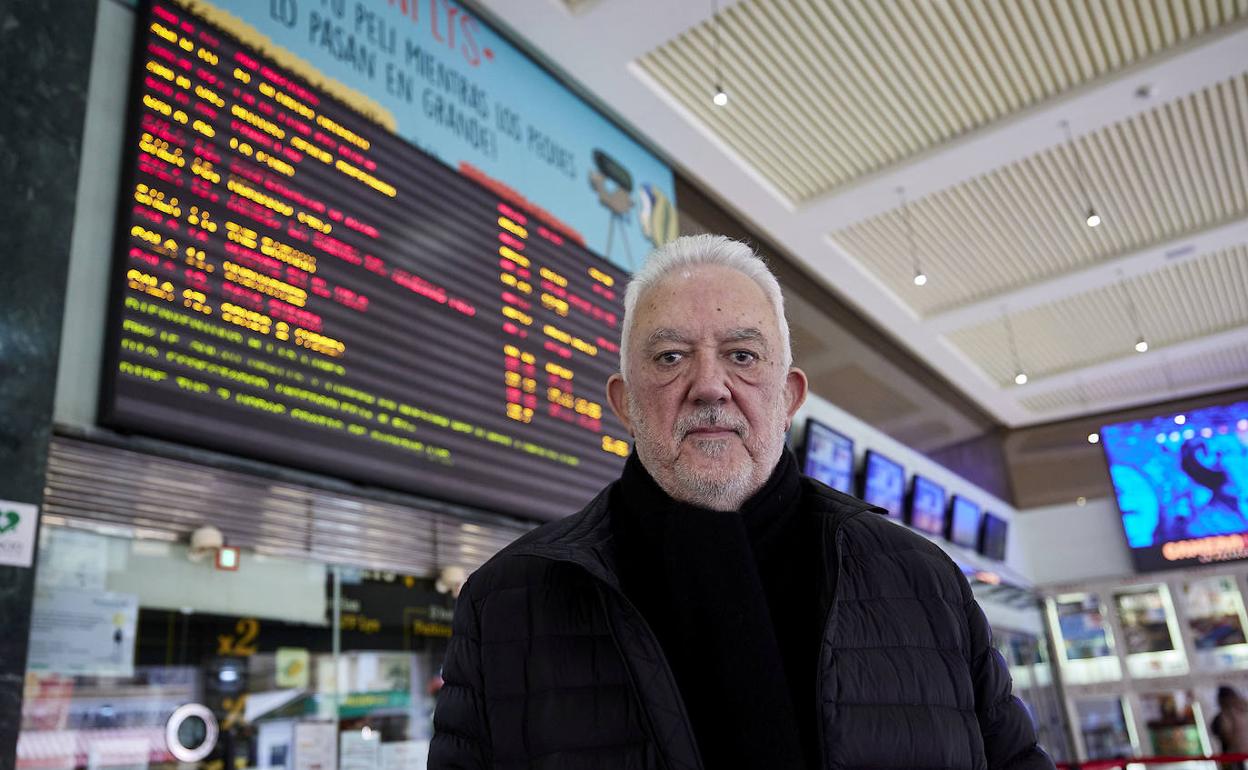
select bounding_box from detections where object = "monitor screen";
[947,495,982,548]
[97,0,668,522]
[1100,399,1248,571]
[979,513,1008,561]
[907,475,946,536]
[800,419,854,494]
[861,451,905,520]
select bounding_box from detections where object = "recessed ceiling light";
[712,87,728,107]
[1087,433,1100,444]
[1086,208,1102,228]
[1135,338,1149,353]
[1014,372,1028,386]
[913,270,928,287]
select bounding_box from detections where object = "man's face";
[607,265,807,511]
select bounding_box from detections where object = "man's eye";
[730,350,758,365]
[656,351,683,365]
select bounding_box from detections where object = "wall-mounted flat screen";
[906,475,946,536]
[1100,399,1248,571]
[947,495,982,548]
[800,419,854,493]
[98,0,675,521]
[979,512,1008,561]
[860,450,905,520]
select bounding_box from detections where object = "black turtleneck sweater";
[610,450,820,769]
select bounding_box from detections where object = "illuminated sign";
[1101,399,1248,572]
[101,1,635,521]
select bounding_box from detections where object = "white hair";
[618,234,792,374]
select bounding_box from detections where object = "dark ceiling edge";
[674,176,1002,436]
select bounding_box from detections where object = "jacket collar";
[504,472,880,593]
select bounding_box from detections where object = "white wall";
[1012,497,1135,586]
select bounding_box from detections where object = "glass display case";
[1181,575,1248,670]
[1137,690,1210,757]
[1074,696,1137,760]
[1113,585,1188,679]
[1048,593,1123,684]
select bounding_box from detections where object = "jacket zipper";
[814,525,847,770]
[524,553,706,770]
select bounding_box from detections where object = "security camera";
[435,565,467,598]
[188,526,224,562]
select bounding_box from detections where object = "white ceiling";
[482,0,1248,427]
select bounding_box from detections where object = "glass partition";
[17,524,454,770]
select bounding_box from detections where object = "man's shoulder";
[461,485,614,599]
[803,478,965,593]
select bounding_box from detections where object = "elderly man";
[430,235,1053,769]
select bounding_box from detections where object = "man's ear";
[783,367,809,430]
[606,373,633,435]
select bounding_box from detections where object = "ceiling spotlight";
[712,87,728,107]
[1076,496,1087,507]
[913,270,928,287]
[1014,371,1028,386]
[1174,414,1187,426]
[1087,433,1100,444]
[1086,208,1102,228]
[1135,337,1149,353]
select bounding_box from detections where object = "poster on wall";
[1100,400,1248,571]
[1114,588,1177,654]
[1182,575,1248,670]
[1183,576,1248,648]
[27,588,139,677]
[176,0,677,271]
[1055,594,1113,661]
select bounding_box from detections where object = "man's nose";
[688,353,731,404]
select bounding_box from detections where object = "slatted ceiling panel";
[947,246,1248,385]
[833,74,1248,315]
[42,437,534,575]
[1018,368,1171,414]
[638,0,1248,203]
[1020,341,1248,414]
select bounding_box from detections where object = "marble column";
[0,1,98,765]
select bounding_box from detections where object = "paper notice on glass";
[339,730,380,770]
[380,741,428,770]
[38,528,110,590]
[293,722,337,770]
[276,647,311,689]
[27,587,139,677]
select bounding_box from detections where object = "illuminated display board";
[1100,399,1248,571]
[100,0,638,520]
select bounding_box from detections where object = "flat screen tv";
[860,450,905,520]
[1100,399,1248,571]
[906,475,947,536]
[800,419,854,494]
[980,513,1008,561]
[947,495,982,548]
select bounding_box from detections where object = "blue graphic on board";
[193,0,677,271]
[1101,401,1248,549]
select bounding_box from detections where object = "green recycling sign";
[0,500,38,568]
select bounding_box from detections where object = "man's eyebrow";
[644,328,694,350]
[722,328,768,348]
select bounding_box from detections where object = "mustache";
[674,406,748,440]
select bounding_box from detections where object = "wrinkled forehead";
[629,265,781,345]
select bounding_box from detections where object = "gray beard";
[629,402,760,511]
